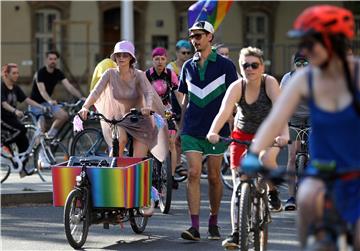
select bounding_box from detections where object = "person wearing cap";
[78,41,167,161]
[280,51,309,211]
[145,47,181,190]
[167,40,193,77]
[178,20,238,241]
[240,5,360,249]
[89,58,117,92]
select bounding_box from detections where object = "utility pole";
[121,1,134,42]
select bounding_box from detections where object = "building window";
[35,9,60,69]
[178,12,188,40]
[244,12,269,59]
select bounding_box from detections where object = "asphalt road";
[1,181,300,250]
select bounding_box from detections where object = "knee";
[188,167,201,181]
[207,171,221,185]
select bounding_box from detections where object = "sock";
[209,214,218,227]
[47,128,59,138]
[191,215,199,230]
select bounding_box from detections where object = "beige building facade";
[1,1,359,96]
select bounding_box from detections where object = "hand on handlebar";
[206,132,220,144]
[78,107,89,120]
[274,136,290,147]
[240,151,262,174]
[141,107,152,116]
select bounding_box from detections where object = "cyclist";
[178,21,238,241]
[280,51,310,211]
[241,5,360,250]
[167,40,193,77]
[1,63,46,172]
[146,47,181,189]
[206,46,289,248]
[89,58,116,92]
[78,40,167,160]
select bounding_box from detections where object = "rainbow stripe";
[52,158,153,208]
[52,167,81,206]
[188,0,234,31]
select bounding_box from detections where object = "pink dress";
[90,68,168,161]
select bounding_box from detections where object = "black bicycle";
[289,123,311,177]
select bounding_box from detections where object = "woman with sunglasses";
[241,5,360,250]
[280,51,309,211]
[207,46,289,248]
[79,41,167,161]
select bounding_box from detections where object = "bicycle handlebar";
[86,108,154,125]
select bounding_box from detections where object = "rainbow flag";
[188,0,234,31]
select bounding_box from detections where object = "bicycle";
[220,137,291,251]
[70,109,173,214]
[304,161,360,251]
[289,123,311,177]
[1,111,68,183]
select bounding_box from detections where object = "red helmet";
[288,5,354,40]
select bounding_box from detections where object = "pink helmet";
[110,41,136,61]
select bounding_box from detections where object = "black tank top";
[236,75,272,134]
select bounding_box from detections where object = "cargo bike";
[52,109,162,249]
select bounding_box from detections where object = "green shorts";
[181,134,227,156]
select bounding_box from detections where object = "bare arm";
[25,97,44,109]
[36,81,54,104]
[178,94,188,133]
[250,72,308,153]
[62,78,83,99]
[207,80,242,143]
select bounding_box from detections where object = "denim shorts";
[29,102,62,119]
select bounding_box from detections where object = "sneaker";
[141,199,155,217]
[172,177,179,190]
[268,190,282,212]
[181,227,200,241]
[38,150,51,169]
[175,165,187,177]
[208,225,221,240]
[222,232,239,249]
[284,197,297,211]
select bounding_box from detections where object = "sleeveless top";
[307,62,360,173]
[236,75,272,134]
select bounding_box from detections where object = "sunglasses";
[242,62,260,70]
[295,61,309,67]
[181,51,191,55]
[189,32,205,40]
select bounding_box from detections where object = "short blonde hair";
[239,47,264,64]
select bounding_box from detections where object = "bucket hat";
[110,41,136,61]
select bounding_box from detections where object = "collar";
[192,48,217,64]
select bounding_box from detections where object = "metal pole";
[121,1,134,42]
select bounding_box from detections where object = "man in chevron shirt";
[178,21,238,241]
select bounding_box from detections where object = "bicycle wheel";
[253,193,269,251]
[23,125,36,176]
[129,208,148,234]
[238,182,251,250]
[34,142,58,181]
[158,154,172,214]
[0,147,11,183]
[70,128,108,157]
[296,154,307,177]
[174,154,187,182]
[64,189,90,249]
[221,159,233,190]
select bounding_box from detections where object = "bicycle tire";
[23,125,36,176]
[129,208,148,234]
[296,154,307,177]
[70,128,107,157]
[253,193,269,251]
[238,182,251,250]
[158,154,172,214]
[64,189,90,249]
[174,154,187,182]
[0,149,11,183]
[221,160,233,190]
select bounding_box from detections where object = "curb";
[1,192,53,207]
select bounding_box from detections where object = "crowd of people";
[1,4,359,250]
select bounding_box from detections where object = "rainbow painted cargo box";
[52,157,153,208]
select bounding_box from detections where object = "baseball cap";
[110,41,136,61]
[293,51,307,63]
[189,21,214,34]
